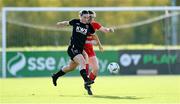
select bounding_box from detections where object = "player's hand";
[109,28,114,32]
[99,45,104,52]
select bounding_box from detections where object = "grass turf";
[0,76,180,104]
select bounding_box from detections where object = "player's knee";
[80,60,86,69]
[92,66,99,76]
[68,66,73,70]
[62,65,71,72]
[93,65,99,71]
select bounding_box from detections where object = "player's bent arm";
[56,21,69,27]
[92,35,104,52]
[99,26,114,33]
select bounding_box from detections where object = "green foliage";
[2,0,174,47]
[2,0,170,7]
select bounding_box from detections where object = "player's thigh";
[73,54,86,69]
[63,60,78,72]
[89,56,99,70]
[69,60,78,69]
[82,50,89,64]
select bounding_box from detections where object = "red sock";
[89,72,96,81]
[85,64,89,75]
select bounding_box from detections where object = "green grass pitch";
[0,76,180,104]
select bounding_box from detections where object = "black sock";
[80,69,89,82]
[54,69,65,78]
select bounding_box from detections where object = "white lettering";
[37,57,45,70]
[120,54,141,67]
[28,58,36,71]
[120,54,131,67]
[131,54,141,65]
[46,57,56,70]
[99,59,108,73]
[76,26,87,35]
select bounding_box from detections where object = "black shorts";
[67,45,83,60]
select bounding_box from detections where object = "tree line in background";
[2,0,171,7]
[3,0,179,47]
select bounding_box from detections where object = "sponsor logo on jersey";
[76,26,87,35]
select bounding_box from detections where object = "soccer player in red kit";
[85,10,114,81]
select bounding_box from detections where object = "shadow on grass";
[59,94,144,100]
[92,95,144,100]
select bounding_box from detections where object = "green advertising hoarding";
[119,50,180,75]
[6,51,118,77]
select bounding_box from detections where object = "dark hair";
[79,10,89,16]
[88,10,96,17]
[88,10,94,14]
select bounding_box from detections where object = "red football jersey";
[86,21,102,41]
[84,21,102,57]
[91,21,102,31]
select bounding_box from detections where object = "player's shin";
[80,69,94,85]
[53,69,66,78]
[80,69,89,82]
[85,64,89,74]
[89,72,96,81]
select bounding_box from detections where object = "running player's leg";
[84,44,96,78]
[73,54,94,95]
[73,54,93,84]
[89,56,99,81]
[82,50,89,74]
[52,60,78,86]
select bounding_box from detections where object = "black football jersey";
[69,19,95,51]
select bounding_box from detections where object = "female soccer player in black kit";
[52,10,95,95]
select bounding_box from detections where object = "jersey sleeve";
[93,22,102,30]
[69,19,77,26]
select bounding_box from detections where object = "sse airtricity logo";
[7,52,26,76]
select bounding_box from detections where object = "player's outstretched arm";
[99,26,114,33]
[92,35,104,52]
[56,21,69,28]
